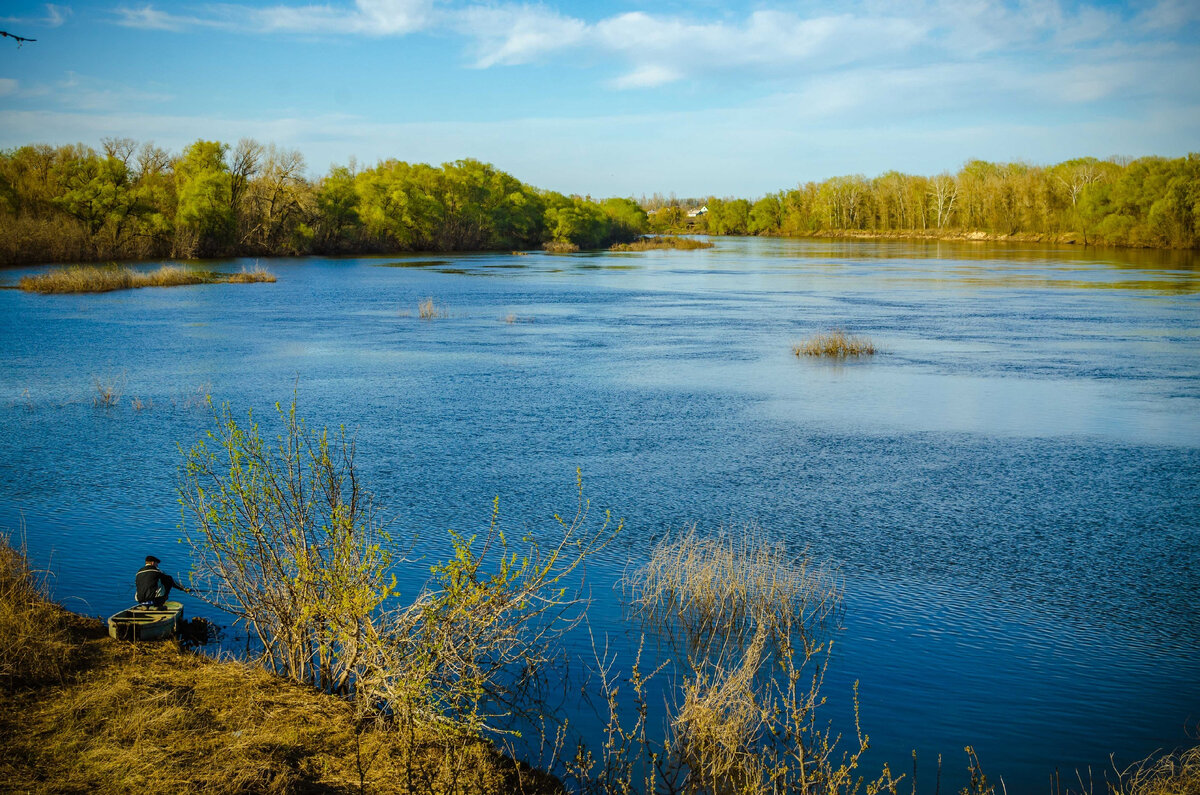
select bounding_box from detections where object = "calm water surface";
[2,237,1198,791]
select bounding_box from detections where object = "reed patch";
[609,235,714,251]
[793,329,878,358]
[18,263,276,294]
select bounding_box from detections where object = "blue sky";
[1,0,1197,196]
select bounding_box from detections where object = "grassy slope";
[0,535,557,795]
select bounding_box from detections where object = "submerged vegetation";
[609,235,715,251]
[794,330,878,358]
[17,263,275,293]
[0,138,648,265]
[646,154,1200,249]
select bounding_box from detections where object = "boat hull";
[107,601,184,641]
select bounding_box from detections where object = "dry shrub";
[793,330,877,358]
[359,481,620,741]
[542,241,580,254]
[1109,745,1200,795]
[566,528,897,795]
[0,532,75,691]
[610,236,714,251]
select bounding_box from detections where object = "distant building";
[686,205,709,218]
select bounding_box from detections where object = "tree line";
[0,138,648,265]
[648,154,1200,249]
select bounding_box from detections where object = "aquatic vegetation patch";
[18,264,275,294]
[610,235,715,251]
[793,329,877,358]
[417,297,447,319]
[374,259,450,268]
[542,241,580,254]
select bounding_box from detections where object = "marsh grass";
[418,297,447,320]
[0,531,75,692]
[568,528,897,794]
[18,264,275,294]
[793,329,878,358]
[224,264,278,284]
[93,370,127,408]
[542,241,580,254]
[610,236,715,251]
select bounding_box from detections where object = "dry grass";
[18,264,275,294]
[609,236,715,251]
[1109,746,1200,795]
[625,526,842,656]
[93,370,127,409]
[793,329,878,358]
[225,264,278,284]
[0,533,76,692]
[542,241,579,254]
[0,537,558,795]
[418,297,446,320]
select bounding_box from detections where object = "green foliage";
[180,394,395,694]
[2,141,1197,266]
[643,153,1200,248]
[174,140,234,257]
[0,139,647,265]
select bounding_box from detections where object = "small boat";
[107,601,185,641]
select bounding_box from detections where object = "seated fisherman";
[135,555,189,608]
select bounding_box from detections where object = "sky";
[0,0,1198,197]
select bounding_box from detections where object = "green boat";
[107,601,184,641]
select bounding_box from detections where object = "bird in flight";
[1,30,37,46]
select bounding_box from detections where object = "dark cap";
[145,555,161,564]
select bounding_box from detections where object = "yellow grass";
[1111,746,1200,795]
[792,329,877,358]
[610,236,715,251]
[18,264,276,294]
[224,265,278,284]
[0,536,557,794]
[0,532,76,692]
[542,241,579,254]
[418,297,446,320]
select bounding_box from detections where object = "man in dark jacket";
[135,555,189,607]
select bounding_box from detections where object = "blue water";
[2,237,1198,791]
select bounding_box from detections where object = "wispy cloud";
[1,3,71,28]
[116,0,432,35]
[455,4,585,67]
[0,78,18,96]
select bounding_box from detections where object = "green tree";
[174,140,234,257]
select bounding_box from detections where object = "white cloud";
[1,3,71,28]
[0,78,17,96]
[456,4,585,67]
[116,0,432,35]
[610,65,681,90]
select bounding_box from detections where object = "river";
[1,237,1197,792]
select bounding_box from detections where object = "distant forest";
[648,154,1200,249]
[0,138,648,265]
[1,140,1197,266]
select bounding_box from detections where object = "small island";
[609,235,714,251]
[18,264,276,294]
